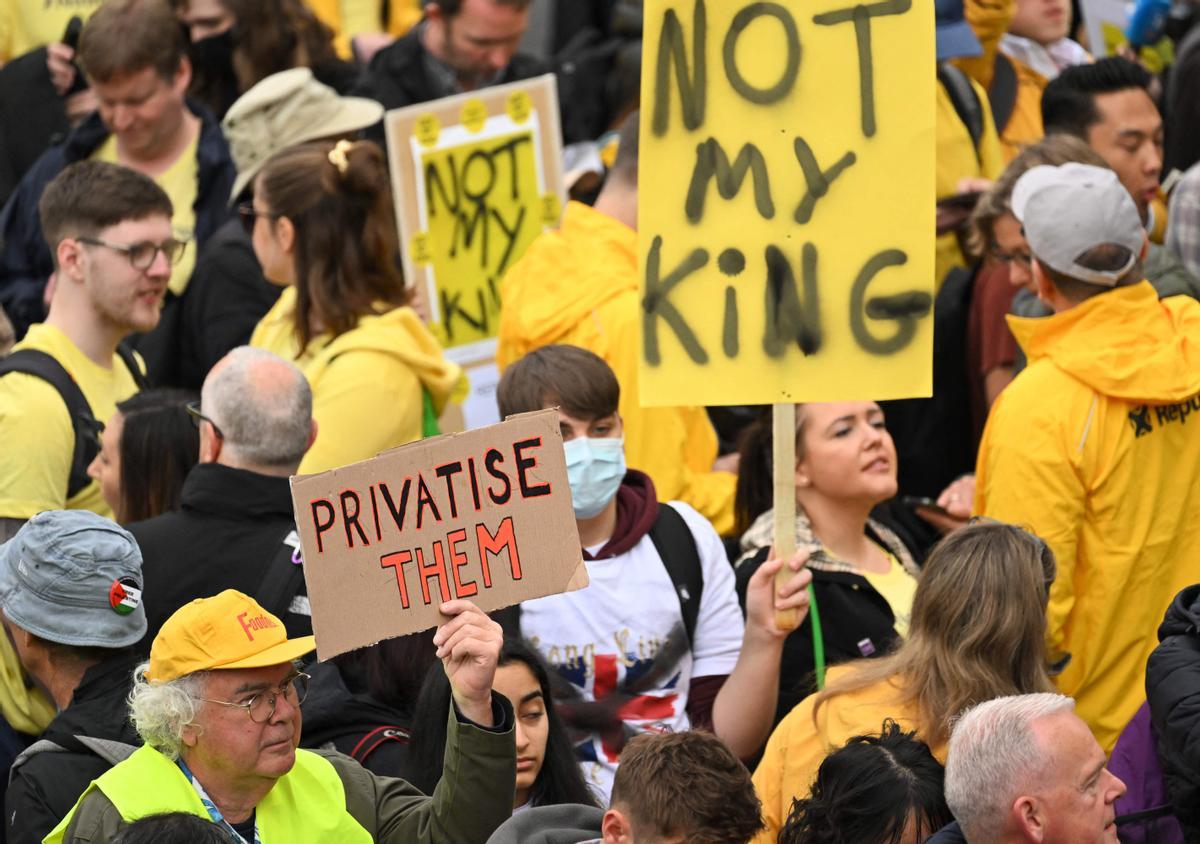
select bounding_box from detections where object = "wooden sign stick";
[772,403,799,631]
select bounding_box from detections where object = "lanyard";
[175,759,263,844]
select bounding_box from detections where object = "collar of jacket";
[735,506,918,575]
[179,463,294,519]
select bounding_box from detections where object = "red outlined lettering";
[380,550,414,609]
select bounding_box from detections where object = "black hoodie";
[300,661,413,779]
[1146,583,1200,840]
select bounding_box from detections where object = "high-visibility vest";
[44,744,373,843]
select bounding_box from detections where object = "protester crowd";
[2,0,1200,841]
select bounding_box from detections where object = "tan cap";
[222,67,384,201]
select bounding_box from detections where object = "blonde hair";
[813,521,1056,747]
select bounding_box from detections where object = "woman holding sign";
[248,139,464,473]
[733,402,919,726]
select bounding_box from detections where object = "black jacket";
[5,651,143,844]
[736,541,902,727]
[127,463,309,647]
[0,101,235,350]
[1146,583,1200,841]
[171,218,281,389]
[353,27,564,146]
[300,661,413,779]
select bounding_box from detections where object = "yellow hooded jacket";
[750,668,946,844]
[251,287,464,474]
[976,282,1200,751]
[496,201,736,535]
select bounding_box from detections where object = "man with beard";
[0,0,234,358]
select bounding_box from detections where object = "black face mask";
[189,28,239,119]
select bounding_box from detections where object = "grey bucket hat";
[0,510,147,648]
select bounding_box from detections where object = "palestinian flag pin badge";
[109,578,142,616]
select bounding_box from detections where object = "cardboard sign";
[638,0,936,407]
[385,75,566,364]
[290,410,587,659]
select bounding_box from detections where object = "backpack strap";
[938,63,984,164]
[988,52,1019,135]
[0,350,101,500]
[349,725,411,766]
[115,342,149,390]
[8,739,66,786]
[254,528,307,623]
[647,504,704,649]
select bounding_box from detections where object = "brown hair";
[612,731,765,844]
[257,140,411,351]
[734,405,809,535]
[221,0,339,92]
[496,345,620,421]
[813,521,1056,747]
[968,134,1107,258]
[1037,243,1143,303]
[79,0,187,84]
[39,162,174,263]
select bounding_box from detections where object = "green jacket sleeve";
[48,788,125,844]
[331,695,516,844]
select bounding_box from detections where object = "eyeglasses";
[185,401,224,441]
[198,671,310,724]
[77,236,188,270]
[237,202,280,236]
[990,246,1032,268]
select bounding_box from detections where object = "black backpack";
[0,345,147,499]
[496,502,705,648]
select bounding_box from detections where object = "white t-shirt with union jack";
[519,501,744,799]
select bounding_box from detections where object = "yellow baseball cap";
[147,590,316,683]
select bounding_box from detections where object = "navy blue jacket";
[925,821,967,843]
[0,101,234,341]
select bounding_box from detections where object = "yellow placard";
[638,0,936,406]
[506,90,533,124]
[415,113,441,147]
[421,130,544,348]
[460,98,488,133]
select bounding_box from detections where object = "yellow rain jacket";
[750,668,945,844]
[251,287,464,474]
[496,201,737,535]
[976,282,1200,751]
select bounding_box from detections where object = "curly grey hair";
[127,661,210,760]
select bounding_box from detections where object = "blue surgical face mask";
[563,436,626,519]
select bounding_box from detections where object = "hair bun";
[331,140,388,199]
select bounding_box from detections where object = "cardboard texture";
[638,0,936,406]
[290,409,586,659]
[383,74,566,365]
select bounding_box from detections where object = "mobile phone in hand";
[901,495,953,518]
[60,16,90,97]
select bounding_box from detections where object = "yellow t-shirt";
[93,134,199,297]
[0,0,103,63]
[305,0,422,57]
[0,324,142,520]
[862,552,918,638]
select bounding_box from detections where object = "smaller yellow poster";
[419,129,543,349]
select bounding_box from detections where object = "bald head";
[200,347,314,474]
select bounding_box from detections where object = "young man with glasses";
[46,589,519,843]
[0,161,177,545]
[0,0,235,353]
